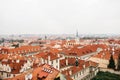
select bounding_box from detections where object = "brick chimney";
[83,63,86,68]
[58,53,60,57]
[69,69,72,75]
[48,54,50,61]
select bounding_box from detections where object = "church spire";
[76,29,78,37]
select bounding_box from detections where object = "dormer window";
[51,61,53,64]
[56,59,58,63]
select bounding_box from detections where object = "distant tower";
[75,29,79,44]
[76,29,79,38]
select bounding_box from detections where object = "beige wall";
[41,58,60,70]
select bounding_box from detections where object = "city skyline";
[0,0,120,35]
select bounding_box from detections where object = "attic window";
[74,53,77,55]
[12,67,16,71]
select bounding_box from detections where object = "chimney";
[58,53,60,57]
[48,54,50,61]
[66,58,68,65]
[69,69,72,75]
[89,61,91,66]
[83,63,86,68]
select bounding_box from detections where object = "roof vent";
[43,67,53,73]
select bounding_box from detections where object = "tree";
[117,53,120,71]
[108,54,115,69]
[1,38,5,43]
[91,71,120,80]
[75,58,79,66]
[54,77,60,80]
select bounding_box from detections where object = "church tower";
[76,29,79,38]
[75,29,79,44]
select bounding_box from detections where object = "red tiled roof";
[62,66,83,76]
[61,58,98,76]
[36,52,59,61]
[60,58,90,68]
[62,44,108,57]
[0,54,8,61]
[1,59,27,74]
[93,50,118,60]
[38,71,49,78]
[32,64,59,80]
[89,61,98,67]
[1,45,41,55]
[66,75,73,80]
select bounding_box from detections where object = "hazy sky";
[0,0,120,34]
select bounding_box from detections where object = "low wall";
[99,68,120,75]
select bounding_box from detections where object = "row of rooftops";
[0,45,41,54]
[0,44,118,75]
[0,39,120,80]
[35,52,60,61]
[61,58,98,80]
[0,43,109,62]
[92,49,119,60]
[1,57,98,80]
[1,59,27,74]
[0,53,25,61]
[61,44,108,57]
[5,64,60,80]
[34,44,108,61]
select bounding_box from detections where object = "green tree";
[75,58,79,66]
[92,71,120,80]
[54,77,60,80]
[117,53,120,71]
[108,54,115,69]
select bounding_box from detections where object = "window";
[51,61,53,64]
[43,59,45,63]
[56,59,58,63]
[7,74,9,77]
[56,65,58,69]
[80,72,81,75]
[47,60,48,64]
[77,73,78,77]
[1,72,3,75]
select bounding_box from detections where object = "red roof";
[1,45,41,55]
[36,52,59,61]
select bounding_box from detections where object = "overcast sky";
[0,0,120,35]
